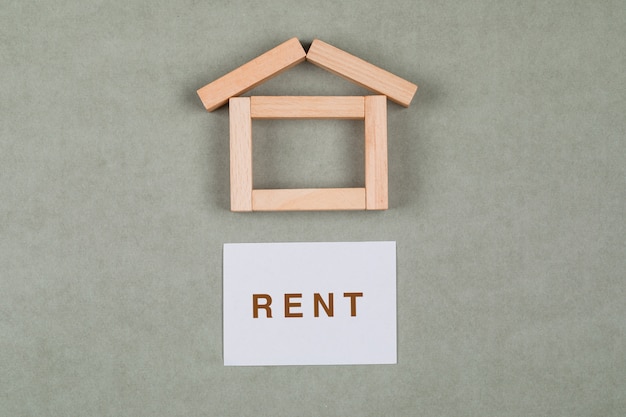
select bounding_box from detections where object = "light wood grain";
[229,97,253,211]
[306,39,417,107]
[250,96,365,119]
[197,38,306,112]
[365,96,388,210]
[252,188,366,211]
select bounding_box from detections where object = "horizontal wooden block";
[306,39,417,107]
[252,188,366,211]
[250,96,365,119]
[197,38,306,112]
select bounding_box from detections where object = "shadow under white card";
[223,241,397,366]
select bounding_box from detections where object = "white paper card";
[223,241,396,366]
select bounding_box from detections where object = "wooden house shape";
[197,38,417,211]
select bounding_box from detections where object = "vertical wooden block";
[197,38,306,112]
[307,39,417,108]
[229,97,252,212]
[365,95,388,210]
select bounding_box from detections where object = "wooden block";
[197,38,306,112]
[365,96,388,210]
[229,97,253,211]
[250,96,365,119]
[307,39,417,107]
[252,188,366,211]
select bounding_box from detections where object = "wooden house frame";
[197,38,417,211]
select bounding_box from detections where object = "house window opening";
[252,118,365,190]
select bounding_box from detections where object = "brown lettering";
[313,293,334,317]
[343,292,363,317]
[252,294,272,318]
[284,293,303,318]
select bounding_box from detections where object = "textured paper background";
[1,1,625,416]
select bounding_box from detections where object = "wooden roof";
[197,38,417,111]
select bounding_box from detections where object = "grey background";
[1,0,624,416]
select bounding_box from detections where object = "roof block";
[306,39,418,107]
[197,38,306,111]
